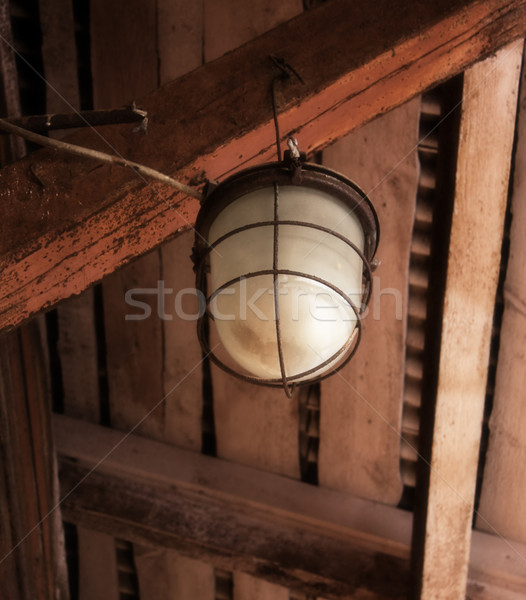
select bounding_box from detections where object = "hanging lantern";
[193,148,379,396]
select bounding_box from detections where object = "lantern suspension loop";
[271,78,283,162]
[269,55,305,162]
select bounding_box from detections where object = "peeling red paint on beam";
[1,0,526,331]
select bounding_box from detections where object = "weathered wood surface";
[39,0,101,425]
[53,414,526,598]
[0,323,69,600]
[77,528,119,600]
[468,530,526,599]
[134,547,215,600]
[412,43,522,600]
[319,98,420,504]
[158,0,204,453]
[54,413,412,600]
[2,0,526,331]
[90,0,165,441]
[207,0,303,483]
[476,45,526,545]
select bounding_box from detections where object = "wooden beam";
[54,414,412,599]
[411,43,522,599]
[53,415,526,598]
[0,322,69,600]
[2,0,526,331]
[476,44,526,545]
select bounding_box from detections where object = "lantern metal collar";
[192,148,379,396]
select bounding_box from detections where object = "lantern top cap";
[194,157,379,261]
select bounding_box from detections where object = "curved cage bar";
[192,157,379,393]
[195,267,364,390]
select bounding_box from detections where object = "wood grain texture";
[90,0,165,440]
[158,1,205,452]
[233,572,289,600]
[54,414,526,598]
[38,0,101,424]
[55,414,411,600]
[319,97,420,504]
[134,546,215,600]
[38,0,79,114]
[77,528,119,600]
[414,43,522,600]
[0,323,69,600]
[3,0,526,331]
[475,45,526,545]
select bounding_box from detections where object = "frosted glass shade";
[193,161,378,388]
[208,186,364,381]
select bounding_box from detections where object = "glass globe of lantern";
[193,158,378,394]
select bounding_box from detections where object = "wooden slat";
[154,3,213,594]
[77,528,119,600]
[476,45,526,544]
[319,97,420,504]
[38,0,79,114]
[233,572,289,600]
[0,323,69,600]
[54,414,411,599]
[3,0,526,331]
[468,530,526,599]
[89,0,165,440]
[412,43,523,599]
[38,0,101,424]
[53,414,526,598]
[134,547,215,600]
[158,0,204,453]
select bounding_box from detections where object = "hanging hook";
[269,55,305,161]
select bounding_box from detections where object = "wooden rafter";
[1,0,526,331]
[54,415,526,599]
[411,43,522,599]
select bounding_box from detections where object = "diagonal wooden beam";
[2,0,526,332]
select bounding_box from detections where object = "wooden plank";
[53,414,526,598]
[233,572,289,600]
[0,323,69,600]
[203,0,304,59]
[411,43,523,600]
[38,0,79,114]
[77,528,119,600]
[476,45,526,544]
[319,97,420,504]
[89,0,165,440]
[2,0,526,331]
[54,413,411,599]
[154,3,212,595]
[38,0,101,424]
[134,546,215,600]
[158,0,202,82]
[468,530,526,599]
[0,0,25,160]
[158,0,204,452]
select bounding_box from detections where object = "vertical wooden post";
[476,43,526,545]
[412,42,523,599]
[0,322,69,599]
